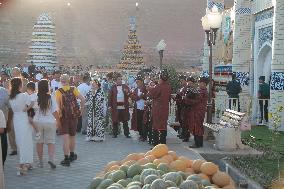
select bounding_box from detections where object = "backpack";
[58,87,81,118]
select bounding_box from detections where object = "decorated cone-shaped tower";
[27,13,58,68]
[118,16,144,70]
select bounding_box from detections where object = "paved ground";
[3,127,203,189]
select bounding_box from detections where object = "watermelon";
[106,183,124,189]
[142,184,151,189]
[127,181,142,187]
[127,164,143,178]
[157,170,165,177]
[157,163,171,173]
[178,171,188,180]
[127,185,142,189]
[144,163,157,170]
[180,180,199,189]
[150,179,168,189]
[133,175,141,182]
[140,169,160,184]
[112,170,126,182]
[165,180,177,187]
[98,179,114,189]
[201,179,212,187]
[89,177,103,189]
[167,187,179,189]
[120,165,129,174]
[144,175,159,185]
[117,179,128,187]
[163,172,183,186]
[187,174,202,182]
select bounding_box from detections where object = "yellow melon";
[122,160,137,166]
[212,171,231,187]
[170,160,187,171]
[126,153,144,161]
[144,150,153,157]
[108,165,120,172]
[200,162,219,176]
[168,151,178,160]
[137,158,150,165]
[178,156,193,168]
[192,159,206,173]
[151,144,169,158]
[145,155,156,162]
[104,161,120,171]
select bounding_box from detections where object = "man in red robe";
[184,76,208,148]
[130,75,147,141]
[108,73,131,138]
[148,70,171,146]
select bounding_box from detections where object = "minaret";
[27,13,58,68]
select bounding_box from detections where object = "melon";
[142,184,151,189]
[161,154,174,163]
[163,172,183,186]
[138,158,150,165]
[187,174,202,182]
[140,169,160,184]
[222,184,236,189]
[127,181,142,187]
[192,159,206,173]
[178,171,188,180]
[198,173,210,180]
[157,163,171,173]
[105,161,120,171]
[150,179,168,189]
[133,174,141,182]
[89,177,103,189]
[107,183,124,189]
[168,151,178,160]
[144,163,157,170]
[151,144,169,158]
[127,185,142,189]
[117,179,128,187]
[170,160,187,171]
[165,180,177,187]
[127,153,144,161]
[112,170,126,182]
[98,179,114,189]
[212,171,230,187]
[201,179,212,187]
[200,162,219,176]
[178,156,193,168]
[120,165,129,174]
[144,150,153,157]
[127,164,143,178]
[179,180,199,189]
[145,155,156,163]
[144,175,160,185]
[108,165,121,172]
[167,188,179,189]
[123,160,137,167]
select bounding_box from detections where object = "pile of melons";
[87,144,236,189]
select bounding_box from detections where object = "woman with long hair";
[33,79,60,169]
[85,79,106,142]
[9,77,34,175]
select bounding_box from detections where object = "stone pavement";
[3,127,203,189]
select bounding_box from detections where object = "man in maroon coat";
[130,75,147,141]
[184,76,208,148]
[108,73,131,138]
[148,70,171,146]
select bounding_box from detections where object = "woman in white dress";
[9,78,34,175]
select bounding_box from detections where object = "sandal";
[17,167,28,176]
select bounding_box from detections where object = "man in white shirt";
[50,70,62,93]
[77,74,91,134]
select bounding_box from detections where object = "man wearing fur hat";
[174,75,189,141]
[148,69,171,145]
[130,75,147,141]
[108,73,131,138]
[184,76,208,148]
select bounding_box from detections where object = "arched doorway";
[254,43,272,96]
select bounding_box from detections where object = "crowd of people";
[0,65,209,177]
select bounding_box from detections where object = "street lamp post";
[201,5,222,123]
[156,40,166,70]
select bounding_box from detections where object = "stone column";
[270,0,284,131]
[232,0,252,90]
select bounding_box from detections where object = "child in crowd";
[26,82,41,140]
